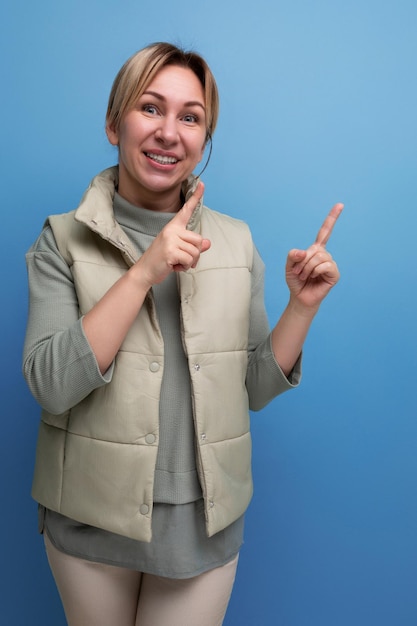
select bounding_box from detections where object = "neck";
[117,171,183,213]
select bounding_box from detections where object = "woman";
[23,42,342,626]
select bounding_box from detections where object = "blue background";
[2,1,416,624]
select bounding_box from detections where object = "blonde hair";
[106,42,219,141]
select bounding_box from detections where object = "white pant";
[44,533,238,626]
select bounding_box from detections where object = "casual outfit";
[24,166,300,622]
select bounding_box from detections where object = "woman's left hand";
[285,203,344,312]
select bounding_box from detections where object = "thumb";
[287,248,306,266]
[174,181,204,227]
[201,238,211,253]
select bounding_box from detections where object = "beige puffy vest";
[32,167,254,541]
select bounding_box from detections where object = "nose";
[155,115,178,145]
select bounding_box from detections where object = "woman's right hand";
[132,181,211,290]
[82,181,210,373]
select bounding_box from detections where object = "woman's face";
[107,64,207,211]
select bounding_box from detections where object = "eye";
[182,113,198,124]
[142,104,159,115]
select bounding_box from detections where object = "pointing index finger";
[315,203,344,246]
[175,180,204,227]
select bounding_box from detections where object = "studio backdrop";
[2,1,416,624]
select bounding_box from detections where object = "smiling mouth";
[145,152,179,165]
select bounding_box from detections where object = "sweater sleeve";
[23,227,113,415]
[246,245,301,411]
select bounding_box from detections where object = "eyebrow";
[142,90,206,111]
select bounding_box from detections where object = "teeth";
[146,152,178,165]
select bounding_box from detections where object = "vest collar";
[74,165,203,237]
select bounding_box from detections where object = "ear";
[198,139,207,163]
[199,127,212,159]
[106,122,119,146]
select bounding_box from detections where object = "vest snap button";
[194,364,200,371]
[139,504,149,515]
[145,433,156,444]
[149,361,160,372]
